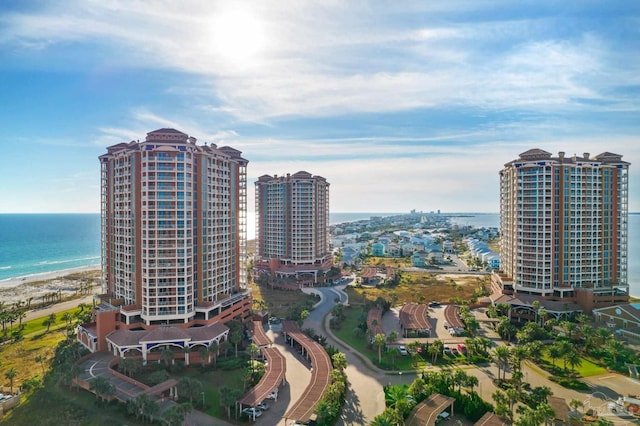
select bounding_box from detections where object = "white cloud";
[3,1,634,121]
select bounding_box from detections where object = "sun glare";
[211,7,267,66]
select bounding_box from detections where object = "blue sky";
[0,1,639,214]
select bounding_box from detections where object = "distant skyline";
[1,1,639,214]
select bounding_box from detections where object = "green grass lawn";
[540,347,607,377]
[180,365,246,419]
[332,304,434,371]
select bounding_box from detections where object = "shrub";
[549,375,589,391]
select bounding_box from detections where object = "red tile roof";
[400,303,431,330]
[444,305,465,329]
[406,394,455,426]
[282,321,332,422]
[238,347,286,407]
[250,321,272,347]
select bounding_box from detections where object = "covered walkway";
[282,320,332,423]
[444,305,465,329]
[406,393,455,426]
[249,320,272,347]
[399,303,431,337]
[237,347,287,409]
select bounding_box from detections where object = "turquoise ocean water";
[1,212,638,296]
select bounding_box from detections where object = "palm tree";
[199,346,208,367]
[42,313,57,332]
[532,300,540,325]
[374,333,386,365]
[229,329,243,358]
[556,340,573,372]
[90,376,115,402]
[548,344,561,371]
[595,327,612,346]
[61,312,73,326]
[464,374,479,394]
[209,340,219,365]
[569,398,584,417]
[35,354,47,376]
[566,349,582,375]
[494,345,511,382]
[161,346,174,367]
[453,369,467,393]
[605,338,625,364]
[4,367,17,393]
[581,324,596,353]
[219,341,232,358]
[429,339,444,364]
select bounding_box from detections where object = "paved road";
[24,294,95,322]
[301,286,415,425]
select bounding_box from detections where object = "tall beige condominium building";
[498,149,629,312]
[99,128,249,326]
[255,171,332,283]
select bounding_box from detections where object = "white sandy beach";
[0,265,101,306]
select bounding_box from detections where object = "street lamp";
[201,391,205,408]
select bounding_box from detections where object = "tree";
[298,309,310,327]
[35,354,48,376]
[199,346,209,367]
[229,329,244,358]
[61,312,73,326]
[161,346,174,367]
[596,327,612,346]
[220,341,233,358]
[464,374,479,394]
[219,386,242,418]
[42,313,57,332]
[178,377,203,405]
[118,357,140,377]
[492,390,513,422]
[90,376,115,402]
[131,393,160,423]
[4,367,17,394]
[384,385,410,410]
[548,344,561,371]
[332,352,347,371]
[162,402,192,426]
[605,338,625,364]
[565,349,582,375]
[209,340,219,365]
[494,345,511,382]
[452,369,467,393]
[374,333,386,365]
[569,398,584,416]
[429,340,444,364]
[581,324,596,353]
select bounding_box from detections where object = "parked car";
[398,345,409,356]
[242,407,262,418]
[257,401,269,410]
[457,343,467,355]
[429,301,441,307]
[266,390,278,400]
[443,346,452,355]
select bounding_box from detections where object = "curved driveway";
[303,286,414,425]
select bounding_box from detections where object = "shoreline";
[0,264,101,288]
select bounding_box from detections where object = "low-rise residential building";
[593,303,640,342]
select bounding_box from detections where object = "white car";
[398,346,409,356]
[242,407,262,418]
[266,390,278,400]
[257,401,269,410]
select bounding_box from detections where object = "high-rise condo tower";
[494,149,629,314]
